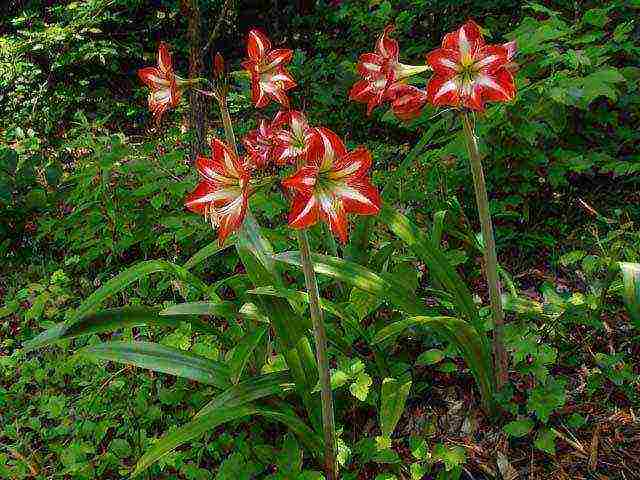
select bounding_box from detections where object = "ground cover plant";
[1,1,639,479]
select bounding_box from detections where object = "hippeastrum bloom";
[243,114,285,169]
[282,128,381,243]
[138,42,186,119]
[185,138,251,244]
[350,25,430,116]
[242,29,296,108]
[386,84,429,120]
[425,20,516,111]
[272,110,317,165]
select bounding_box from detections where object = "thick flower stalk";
[424,20,515,388]
[241,29,296,108]
[184,138,251,244]
[350,25,430,119]
[425,20,516,111]
[138,42,188,120]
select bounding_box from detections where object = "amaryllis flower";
[425,20,516,111]
[272,110,317,165]
[386,84,429,121]
[241,29,296,108]
[350,25,430,116]
[243,114,285,169]
[138,42,185,119]
[282,128,381,243]
[185,138,251,244]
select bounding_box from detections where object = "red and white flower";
[282,128,381,243]
[350,25,430,116]
[185,138,251,244]
[243,114,285,169]
[272,110,317,165]
[386,84,429,121]
[425,20,516,111]
[242,29,296,108]
[138,42,185,119]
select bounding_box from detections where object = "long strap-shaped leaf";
[374,316,494,412]
[195,371,295,419]
[248,286,365,339]
[620,262,640,327]
[23,306,216,352]
[132,399,322,477]
[235,214,320,425]
[70,260,212,324]
[78,341,231,389]
[378,205,481,328]
[160,301,237,317]
[228,326,268,384]
[272,251,426,316]
[183,238,234,270]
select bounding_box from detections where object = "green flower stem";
[218,95,237,154]
[461,112,508,391]
[296,230,337,480]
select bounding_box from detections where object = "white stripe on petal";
[291,196,317,225]
[332,185,374,207]
[476,74,507,96]
[433,79,458,100]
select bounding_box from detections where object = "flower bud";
[214,53,224,77]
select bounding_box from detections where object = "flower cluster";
[136,31,381,245]
[350,20,517,118]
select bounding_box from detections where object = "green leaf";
[527,377,566,423]
[503,418,535,438]
[272,251,426,316]
[160,301,237,318]
[183,238,234,270]
[349,372,372,401]
[132,401,321,477]
[228,326,267,384]
[374,316,495,413]
[432,444,466,472]
[70,260,211,324]
[379,378,412,439]
[620,262,640,326]
[195,371,294,419]
[416,348,444,366]
[24,306,217,352]
[534,428,557,455]
[236,214,319,420]
[79,341,231,389]
[248,285,363,338]
[377,206,480,327]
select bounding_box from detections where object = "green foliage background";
[1,0,639,478]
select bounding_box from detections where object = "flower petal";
[425,48,460,77]
[442,20,484,54]
[288,192,319,229]
[281,165,319,195]
[317,193,348,244]
[247,29,271,61]
[376,25,399,61]
[158,42,173,74]
[330,146,372,180]
[138,67,169,88]
[334,180,381,216]
[426,75,460,107]
[357,53,385,79]
[475,45,509,73]
[264,48,293,70]
[388,84,428,120]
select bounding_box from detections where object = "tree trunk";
[183,0,207,160]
